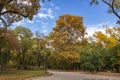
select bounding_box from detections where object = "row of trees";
[0,26,50,70]
[0,14,120,72]
[47,14,120,72]
[0,0,120,72]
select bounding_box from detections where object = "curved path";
[29,71,120,80]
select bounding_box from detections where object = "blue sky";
[13,0,118,36]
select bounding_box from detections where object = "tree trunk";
[18,50,24,70]
[21,50,25,70]
[45,56,48,72]
[115,65,119,72]
[0,48,1,70]
[36,51,39,67]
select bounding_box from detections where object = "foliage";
[0,28,17,49]
[0,13,120,73]
[49,14,86,52]
[94,31,118,48]
[13,26,33,70]
[0,28,17,69]
[49,52,80,70]
[107,27,120,42]
[0,0,40,26]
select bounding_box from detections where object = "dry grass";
[0,70,48,80]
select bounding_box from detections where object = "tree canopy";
[0,0,41,26]
[49,14,86,52]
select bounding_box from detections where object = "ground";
[28,70,120,80]
[0,70,47,80]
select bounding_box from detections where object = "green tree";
[92,27,120,72]
[0,28,17,70]
[33,31,50,71]
[34,32,46,67]
[13,26,33,70]
[79,40,105,72]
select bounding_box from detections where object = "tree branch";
[0,0,13,13]
[0,11,29,17]
[0,17,8,26]
[0,4,3,13]
[102,0,120,20]
[111,0,120,20]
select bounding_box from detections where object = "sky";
[12,0,118,36]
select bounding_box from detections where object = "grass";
[0,70,48,80]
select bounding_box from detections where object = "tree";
[90,0,120,23]
[33,31,50,71]
[0,0,49,26]
[106,27,120,42]
[92,27,120,72]
[34,31,44,67]
[49,14,86,52]
[94,31,118,48]
[13,26,33,70]
[0,28,17,70]
[79,39,105,72]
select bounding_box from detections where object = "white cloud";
[38,13,47,18]
[38,12,54,19]
[27,19,34,24]
[41,22,48,26]
[48,8,53,13]
[13,19,26,27]
[37,3,59,20]
[38,8,55,19]
[86,26,105,37]
[41,28,48,33]
[86,22,116,37]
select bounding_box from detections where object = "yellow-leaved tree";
[49,14,86,52]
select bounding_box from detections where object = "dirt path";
[28,70,120,80]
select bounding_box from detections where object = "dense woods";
[0,14,120,72]
[0,0,120,74]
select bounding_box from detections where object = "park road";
[28,70,120,80]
